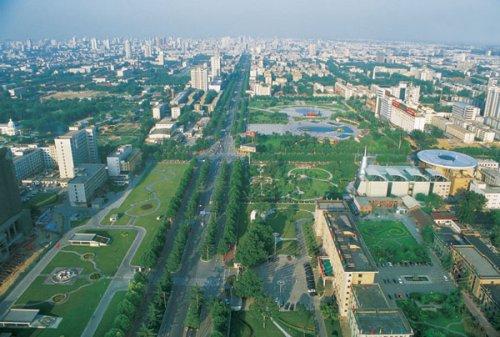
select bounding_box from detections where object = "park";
[103,161,189,265]
[11,229,136,337]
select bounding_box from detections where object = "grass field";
[230,309,315,337]
[93,290,127,337]
[11,230,135,337]
[26,192,59,208]
[248,109,289,124]
[357,220,430,264]
[250,163,336,202]
[103,161,189,265]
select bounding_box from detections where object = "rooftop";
[354,309,412,335]
[463,235,500,269]
[454,246,499,278]
[417,149,477,170]
[68,164,105,184]
[353,284,389,309]
[0,309,39,323]
[324,211,376,272]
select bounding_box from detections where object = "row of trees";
[135,160,211,335]
[185,160,211,219]
[103,161,199,336]
[140,160,196,268]
[104,272,148,337]
[209,299,231,337]
[200,162,230,260]
[219,159,249,254]
[184,287,204,329]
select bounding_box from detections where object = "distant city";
[0,36,499,337]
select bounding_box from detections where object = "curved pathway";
[0,164,151,336]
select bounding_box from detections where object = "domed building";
[416,149,477,195]
[0,118,18,136]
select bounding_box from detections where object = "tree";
[234,269,263,298]
[251,296,278,328]
[236,222,273,267]
[456,191,487,224]
[113,314,131,332]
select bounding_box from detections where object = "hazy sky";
[0,0,499,44]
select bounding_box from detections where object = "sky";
[0,0,499,45]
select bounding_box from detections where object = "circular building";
[417,149,477,195]
[417,149,477,170]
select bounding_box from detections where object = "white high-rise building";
[143,43,152,58]
[484,86,500,129]
[171,106,181,120]
[124,39,132,59]
[103,39,110,50]
[190,66,209,91]
[157,51,165,66]
[210,54,221,78]
[90,38,98,51]
[55,126,99,179]
[152,102,167,120]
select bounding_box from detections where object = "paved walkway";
[0,164,150,325]
[462,291,499,337]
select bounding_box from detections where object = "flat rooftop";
[324,212,376,272]
[354,309,412,335]
[463,235,500,269]
[454,246,499,278]
[69,164,105,184]
[0,308,39,323]
[353,284,389,309]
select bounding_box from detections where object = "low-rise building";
[67,164,107,207]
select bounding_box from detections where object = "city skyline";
[0,0,499,45]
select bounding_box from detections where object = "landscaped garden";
[103,161,189,265]
[93,290,127,337]
[397,291,473,337]
[250,203,314,256]
[12,229,136,337]
[250,162,338,202]
[357,220,430,264]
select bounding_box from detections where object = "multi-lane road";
[157,55,249,337]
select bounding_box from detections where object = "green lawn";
[93,290,127,337]
[26,192,59,208]
[397,292,468,337]
[230,309,315,337]
[252,204,314,256]
[12,230,135,337]
[357,220,430,264]
[248,109,289,124]
[103,161,189,265]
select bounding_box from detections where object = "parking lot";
[377,252,455,302]
[256,255,315,310]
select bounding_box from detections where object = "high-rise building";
[452,102,480,120]
[190,66,209,91]
[152,102,167,120]
[143,43,152,58]
[124,39,132,59]
[308,43,316,58]
[90,38,98,51]
[103,39,110,50]
[484,86,500,129]
[0,148,32,262]
[210,54,221,78]
[54,126,99,179]
[157,51,165,66]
